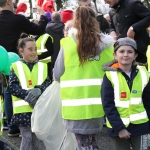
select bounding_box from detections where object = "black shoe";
[8,129,20,137]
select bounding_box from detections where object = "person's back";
[46,12,64,68]
[53,6,114,149]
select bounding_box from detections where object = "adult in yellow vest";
[53,6,114,149]
[36,33,54,80]
[102,37,150,150]
[9,37,51,150]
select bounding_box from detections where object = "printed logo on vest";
[28,80,32,85]
[120,92,126,98]
[132,90,137,94]
[88,55,100,61]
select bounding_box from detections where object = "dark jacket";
[101,60,150,137]
[0,10,48,54]
[96,14,109,33]
[109,0,150,63]
[46,20,64,67]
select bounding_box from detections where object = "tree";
[55,0,64,10]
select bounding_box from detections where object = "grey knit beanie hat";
[114,37,137,52]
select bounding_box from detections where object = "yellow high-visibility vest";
[11,61,47,114]
[36,34,53,63]
[60,36,114,120]
[106,65,149,128]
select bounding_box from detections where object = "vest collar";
[103,60,137,72]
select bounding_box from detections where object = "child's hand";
[118,129,131,139]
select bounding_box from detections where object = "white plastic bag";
[31,81,78,150]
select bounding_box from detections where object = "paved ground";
[0,127,114,150]
[0,127,150,150]
[0,129,21,150]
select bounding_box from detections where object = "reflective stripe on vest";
[61,79,103,88]
[146,45,150,72]
[62,98,102,106]
[36,34,53,63]
[15,61,44,89]
[13,100,29,107]
[37,49,48,53]
[60,36,114,120]
[106,65,149,127]
[109,66,148,108]
[12,61,47,114]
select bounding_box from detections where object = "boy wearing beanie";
[101,37,150,150]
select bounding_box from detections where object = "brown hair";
[18,37,35,50]
[52,12,61,21]
[73,6,101,66]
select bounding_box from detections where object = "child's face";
[64,21,72,37]
[19,41,37,63]
[114,45,138,66]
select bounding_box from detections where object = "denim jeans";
[4,88,18,131]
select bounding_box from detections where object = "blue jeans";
[4,88,18,131]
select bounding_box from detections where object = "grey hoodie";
[53,29,114,134]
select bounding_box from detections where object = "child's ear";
[19,49,23,57]
[134,53,138,60]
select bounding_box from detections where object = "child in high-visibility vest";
[9,37,51,150]
[101,37,150,150]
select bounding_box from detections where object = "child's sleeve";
[9,69,28,99]
[53,48,65,82]
[101,74,126,134]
